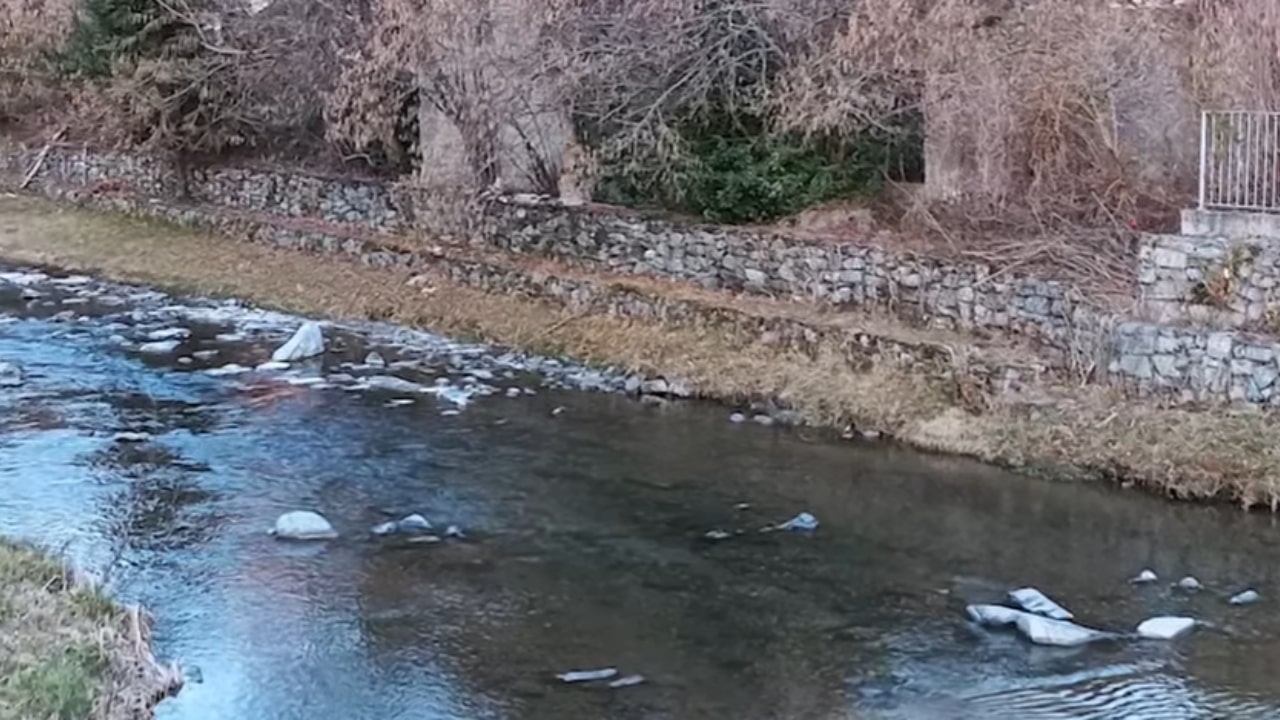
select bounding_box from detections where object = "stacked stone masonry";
[3,143,1279,407]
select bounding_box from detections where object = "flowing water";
[2,267,1280,719]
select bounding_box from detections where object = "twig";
[19,128,65,189]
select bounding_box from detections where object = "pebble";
[752,414,775,426]
[729,412,746,423]
[1131,569,1158,584]
[1177,576,1202,591]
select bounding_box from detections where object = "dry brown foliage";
[0,0,75,125]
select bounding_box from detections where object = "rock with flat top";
[1136,616,1196,640]
[1015,614,1112,647]
[271,322,325,362]
[1009,587,1074,620]
[270,511,338,540]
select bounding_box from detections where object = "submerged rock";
[778,512,819,532]
[271,321,325,362]
[270,511,338,540]
[1177,576,1202,592]
[608,674,646,689]
[1009,587,1074,620]
[1015,614,1112,647]
[364,351,387,367]
[1136,616,1196,640]
[0,361,23,387]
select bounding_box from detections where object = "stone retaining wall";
[4,142,1280,407]
[1138,232,1280,332]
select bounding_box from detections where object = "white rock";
[205,364,250,376]
[215,332,245,343]
[366,375,428,394]
[113,432,151,443]
[1015,614,1111,647]
[704,529,732,541]
[271,322,325,362]
[138,340,181,354]
[1136,616,1196,640]
[192,350,219,360]
[270,511,337,540]
[255,361,291,372]
[1131,569,1158,584]
[397,514,432,533]
[146,327,190,341]
[729,412,746,423]
[608,674,646,688]
[506,387,521,397]
[364,351,386,367]
[556,668,618,683]
[966,604,1028,627]
[1177,576,1202,591]
[1229,589,1261,606]
[0,361,23,387]
[1009,587,1074,620]
[444,524,465,539]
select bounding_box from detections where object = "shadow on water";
[1,268,1280,719]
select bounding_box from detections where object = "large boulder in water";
[270,511,338,540]
[271,322,325,362]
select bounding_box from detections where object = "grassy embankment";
[0,540,175,720]
[0,194,1277,507]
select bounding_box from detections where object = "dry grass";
[1,194,1278,507]
[0,540,178,720]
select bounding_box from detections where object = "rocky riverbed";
[3,265,1280,719]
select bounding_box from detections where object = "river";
[1,266,1280,719]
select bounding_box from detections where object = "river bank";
[0,193,1277,507]
[0,540,179,719]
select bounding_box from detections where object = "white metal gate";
[1199,110,1280,212]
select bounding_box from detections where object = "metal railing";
[1199,110,1280,212]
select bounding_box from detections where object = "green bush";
[54,0,162,78]
[594,120,922,224]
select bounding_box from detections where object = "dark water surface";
[2,268,1280,719]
